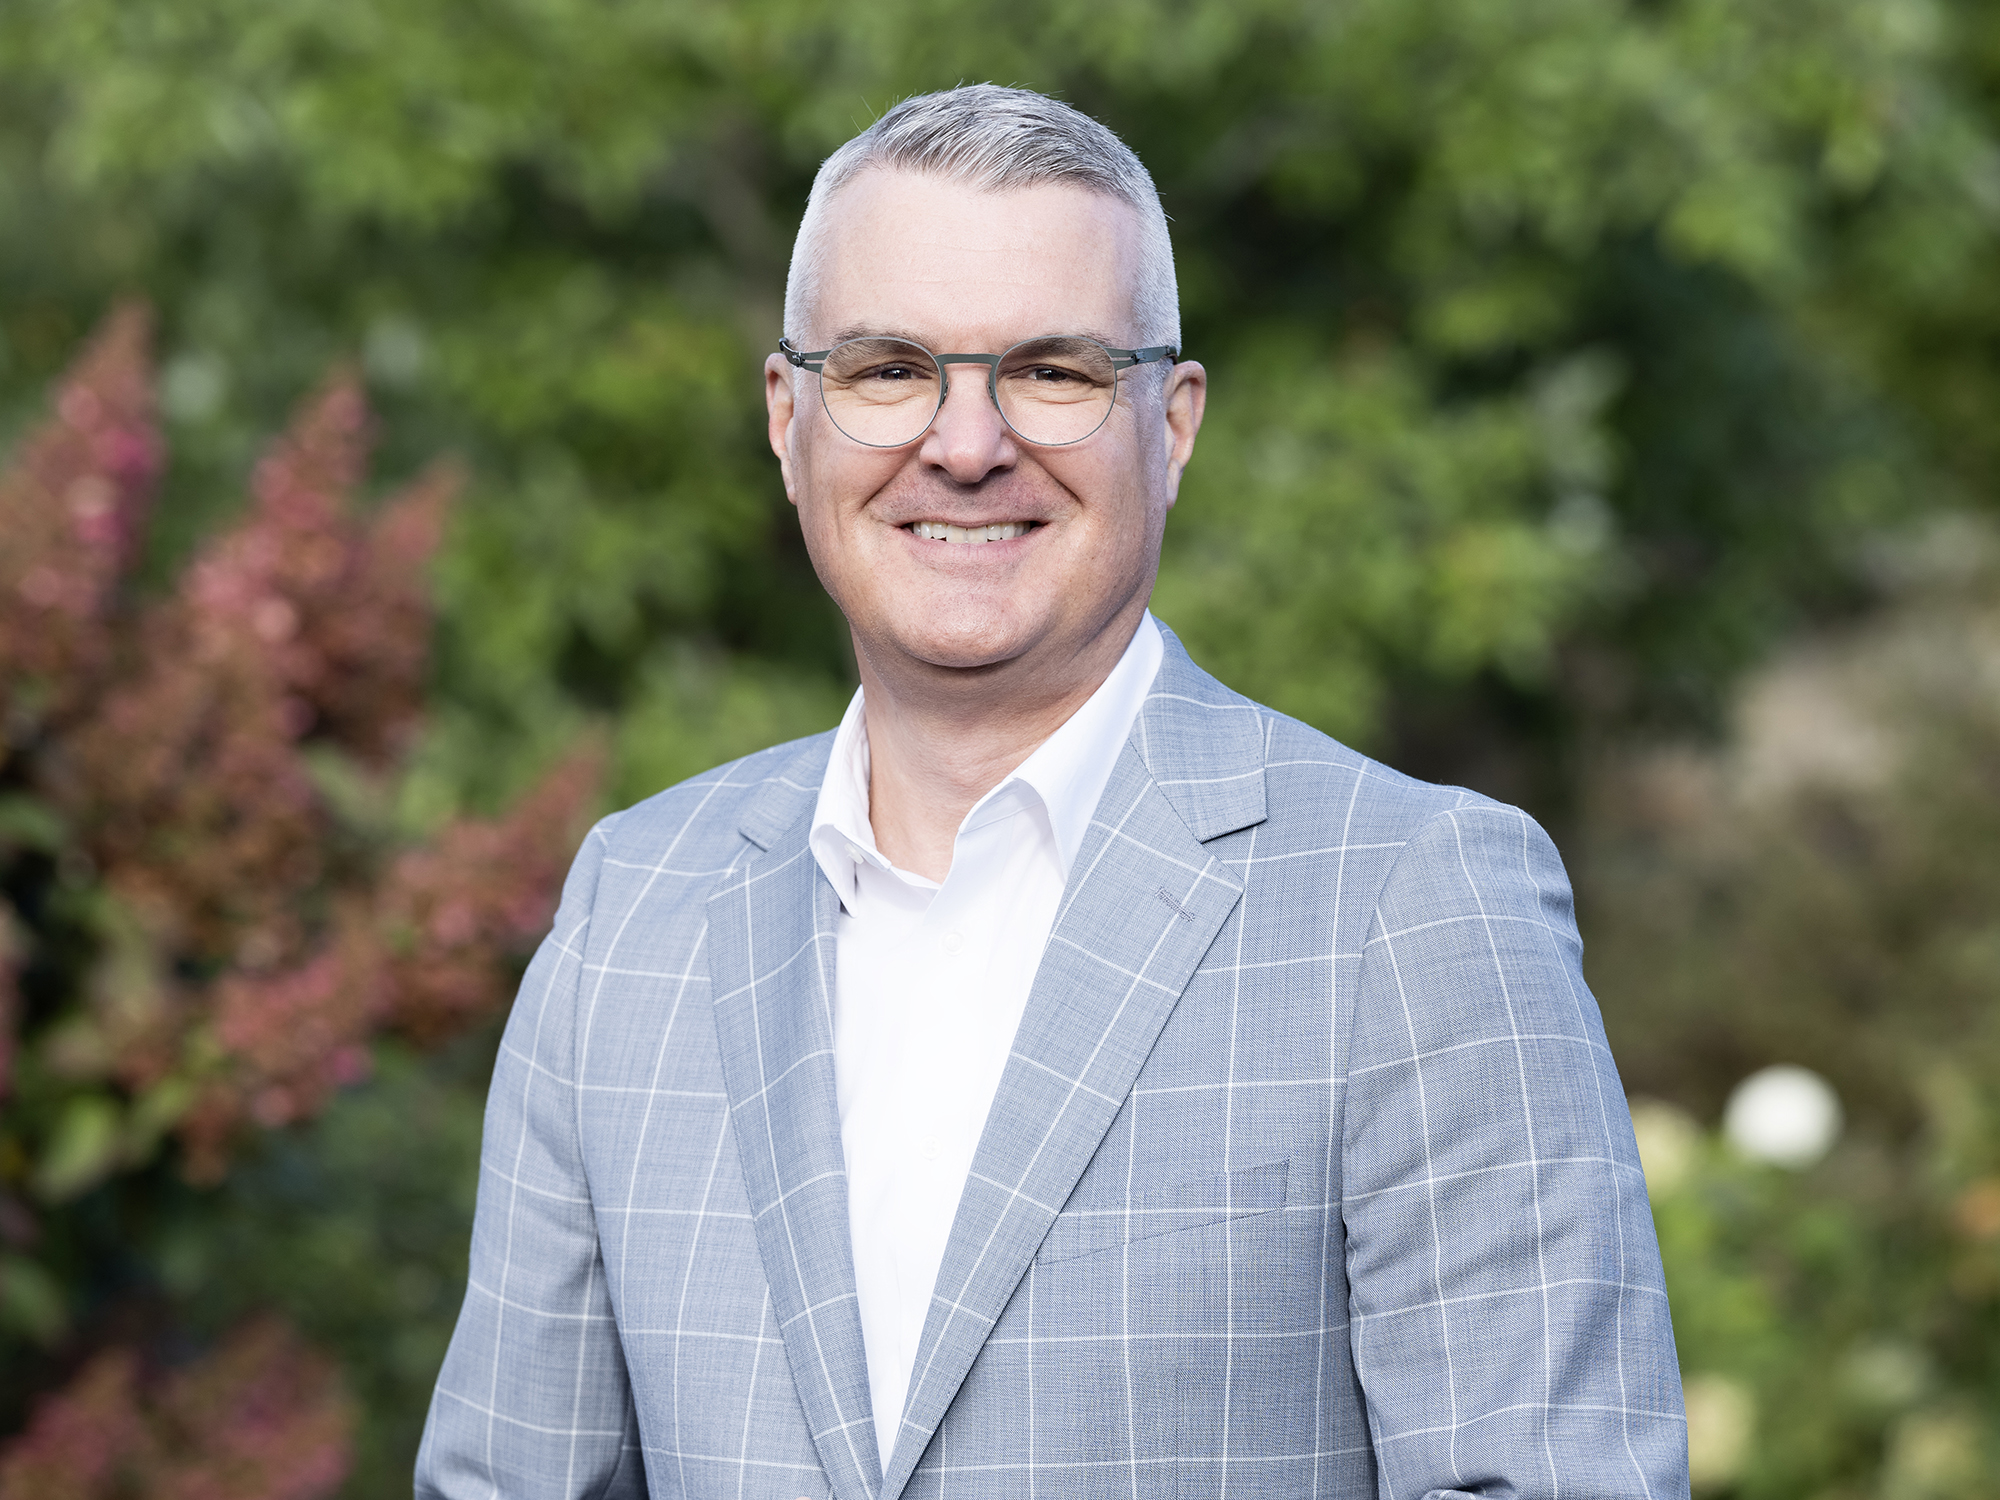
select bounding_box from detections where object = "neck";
[858,608,1146,883]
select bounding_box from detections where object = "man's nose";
[919,362,1016,482]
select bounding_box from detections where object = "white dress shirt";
[807,613,1164,1473]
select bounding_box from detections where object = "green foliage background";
[2,0,1999,1492]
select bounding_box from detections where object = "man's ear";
[1160,359,1207,506]
[765,353,800,505]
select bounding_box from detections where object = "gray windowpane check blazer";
[416,626,1689,1500]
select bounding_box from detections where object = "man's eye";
[1024,365,1085,384]
[863,364,926,382]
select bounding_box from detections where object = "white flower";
[1882,1407,1981,1499]
[1723,1064,1842,1168]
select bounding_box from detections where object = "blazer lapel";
[879,631,1269,1494]
[708,737,882,1500]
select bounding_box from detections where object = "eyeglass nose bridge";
[926,352,1008,435]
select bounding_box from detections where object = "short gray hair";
[783,85,1180,351]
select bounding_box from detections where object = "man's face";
[765,170,1205,686]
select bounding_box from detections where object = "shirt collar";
[808,613,1163,903]
[808,688,895,911]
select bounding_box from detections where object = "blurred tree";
[1589,516,2000,1133]
[3,0,1990,805]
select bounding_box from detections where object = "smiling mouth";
[906,521,1038,545]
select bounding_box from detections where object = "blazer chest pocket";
[1034,1158,1288,1266]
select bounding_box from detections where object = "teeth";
[910,521,1032,544]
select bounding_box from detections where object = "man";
[417,85,1687,1499]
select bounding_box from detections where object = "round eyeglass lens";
[818,338,943,448]
[994,337,1118,446]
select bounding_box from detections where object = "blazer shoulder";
[596,729,836,869]
[1251,703,1516,843]
[1149,626,1512,847]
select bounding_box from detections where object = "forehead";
[810,169,1144,346]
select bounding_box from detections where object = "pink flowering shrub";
[0,1320,351,1500]
[1,306,596,1177]
[0,309,600,1488]
[0,305,163,738]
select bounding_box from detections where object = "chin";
[886,601,1039,673]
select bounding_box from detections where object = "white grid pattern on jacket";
[416,628,1689,1500]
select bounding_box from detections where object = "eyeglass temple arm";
[1107,345,1180,370]
[778,338,827,373]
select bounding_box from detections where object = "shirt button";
[921,1136,941,1160]
[940,931,964,956]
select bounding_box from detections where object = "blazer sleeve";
[1340,801,1689,1499]
[415,818,647,1499]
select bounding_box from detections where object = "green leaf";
[0,1252,67,1345]
[32,1093,124,1202]
[0,794,66,853]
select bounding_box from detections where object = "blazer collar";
[1132,622,1268,843]
[737,732,836,850]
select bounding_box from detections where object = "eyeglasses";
[778,335,1178,449]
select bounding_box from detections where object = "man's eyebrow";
[819,326,1128,350]
[824,325,928,347]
